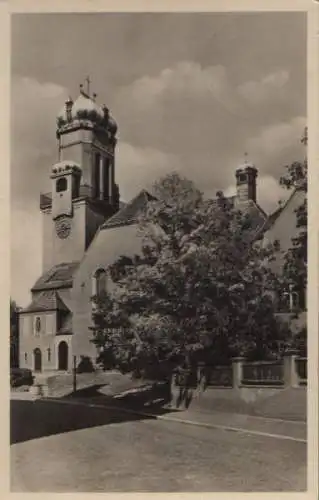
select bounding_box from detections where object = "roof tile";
[31,262,79,292]
[21,291,70,314]
[101,190,156,230]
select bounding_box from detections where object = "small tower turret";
[235,153,258,203]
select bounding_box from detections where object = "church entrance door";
[34,348,42,372]
[58,341,68,371]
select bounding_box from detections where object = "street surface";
[11,398,307,492]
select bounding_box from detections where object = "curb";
[40,397,307,444]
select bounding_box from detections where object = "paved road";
[11,399,307,492]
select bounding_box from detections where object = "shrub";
[76,356,95,374]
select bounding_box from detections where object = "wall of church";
[19,312,57,371]
[71,224,144,364]
[42,209,53,272]
[42,201,88,270]
[85,204,106,250]
[59,129,93,167]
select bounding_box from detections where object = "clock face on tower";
[55,217,72,239]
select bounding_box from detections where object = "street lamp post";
[73,355,77,393]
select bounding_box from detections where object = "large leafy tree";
[91,172,288,381]
[279,127,307,353]
[280,127,307,297]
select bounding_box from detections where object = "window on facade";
[24,352,27,362]
[92,153,100,198]
[56,177,68,193]
[72,175,80,199]
[93,268,107,298]
[103,157,110,200]
[238,174,247,183]
[47,348,51,362]
[35,316,41,336]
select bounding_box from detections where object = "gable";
[262,187,306,273]
[101,190,156,230]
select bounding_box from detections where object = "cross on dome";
[79,76,96,99]
[85,76,91,95]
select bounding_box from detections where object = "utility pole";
[73,355,77,393]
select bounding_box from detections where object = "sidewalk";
[163,407,306,442]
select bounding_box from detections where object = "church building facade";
[18,82,306,373]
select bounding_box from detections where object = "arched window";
[34,316,41,336]
[93,268,107,298]
[56,177,68,193]
[92,153,100,198]
[47,348,51,362]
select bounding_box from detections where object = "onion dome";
[107,115,118,135]
[51,160,82,177]
[56,97,74,128]
[72,89,104,123]
[56,79,118,137]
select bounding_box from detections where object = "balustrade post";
[283,350,299,388]
[232,357,245,389]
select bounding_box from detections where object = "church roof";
[31,261,80,292]
[208,196,267,238]
[21,290,70,314]
[101,190,156,230]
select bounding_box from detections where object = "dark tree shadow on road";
[61,381,179,415]
[10,382,178,445]
[10,398,157,445]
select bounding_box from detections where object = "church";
[18,81,306,373]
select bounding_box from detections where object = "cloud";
[11,76,68,305]
[114,62,305,196]
[246,116,306,157]
[11,77,68,203]
[116,142,181,201]
[243,116,307,180]
[126,62,230,107]
[237,70,290,103]
[11,206,42,306]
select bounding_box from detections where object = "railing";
[241,361,284,386]
[39,185,97,209]
[39,192,52,209]
[295,357,307,386]
[204,365,233,387]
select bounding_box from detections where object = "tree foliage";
[280,127,307,306]
[91,173,289,379]
[277,127,307,355]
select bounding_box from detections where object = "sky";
[11,12,307,306]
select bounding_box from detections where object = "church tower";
[40,79,120,271]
